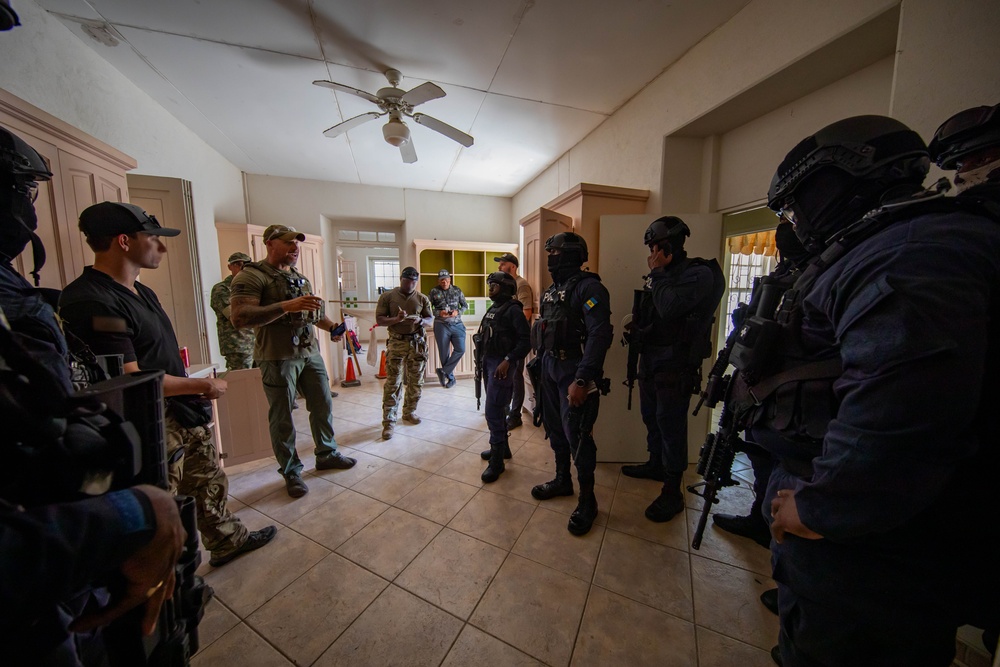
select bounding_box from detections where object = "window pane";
[377,232,396,242]
[358,231,378,242]
[338,229,358,240]
[370,258,400,300]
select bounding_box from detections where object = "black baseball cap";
[401,266,419,279]
[493,252,518,268]
[79,202,181,237]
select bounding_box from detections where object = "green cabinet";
[415,240,518,300]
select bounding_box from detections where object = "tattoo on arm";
[230,296,285,328]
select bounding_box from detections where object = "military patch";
[584,297,598,311]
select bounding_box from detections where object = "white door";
[595,213,723,463]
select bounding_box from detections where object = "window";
[369,258,399,301]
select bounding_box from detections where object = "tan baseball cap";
[263,224,306,242]
[227,251,252,264]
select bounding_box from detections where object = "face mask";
[0,185,37,261]
[954,160,1000,193]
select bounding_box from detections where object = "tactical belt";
[389,331,423,340]
[747,358,843,406]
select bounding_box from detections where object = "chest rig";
[534,272,598,360]
[637,257,725,366]
[246,261,321,348]
[476,299,519,357]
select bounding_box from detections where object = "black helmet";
[1,127,52,182]
[544,231,588,262]
[929,103,1000,169]
[767,115,928,250]
[644,216,690,253]
[486,271,517,296]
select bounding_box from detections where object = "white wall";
[1,0,247,364]
[716,56,895,212]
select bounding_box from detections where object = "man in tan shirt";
[375,266,433,440]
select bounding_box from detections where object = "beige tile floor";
[192,371,780,667]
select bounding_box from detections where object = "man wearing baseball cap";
[230,224,357,498]
[60,201,277,567]
[211,251,256,371]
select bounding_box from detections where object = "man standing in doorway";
[211,251,255,371]
[376,266,433,439]
[495,252,533,429]
[229,224,356,499]
[429,268,467,388]
[59,202,277,567]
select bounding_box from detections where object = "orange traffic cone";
[340,356,361,387]
[375,349,387,379]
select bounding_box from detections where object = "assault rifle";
[75,370,214,665]
[567,377,612,458]
[525,355,543,427]
[621,290,643,410]
[692,302,747,417]
[472,332,483,410]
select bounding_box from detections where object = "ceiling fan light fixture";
[382,117,411,147]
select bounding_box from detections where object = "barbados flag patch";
[584,297,598,311]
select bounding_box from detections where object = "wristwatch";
[574,378,587,387]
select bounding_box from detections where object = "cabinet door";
[213,368,275,467]
[59,151,128,278]
[522,207,572,314]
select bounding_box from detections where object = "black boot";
[481,441,506,483]
[645,475,685,523]
[621,454,666,481]
[480,441,513,461]
[531,454,574,500]
[568,484,598,536]
[713,511,771,549]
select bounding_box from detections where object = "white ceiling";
[37,0,750,197]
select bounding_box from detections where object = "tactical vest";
[637,256,725,366]
[536,271,600,359]
[734,190,1000,450]
[476,298,521,357]
[244,261,321,327]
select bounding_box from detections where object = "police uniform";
[535,269,613,506]
[60,267,250,560]
[376,284,433,430]
[475,291,531,466]
[507,273,534,425]
[428,274,468,386]
[740,202,1000,665]
[229,261,346,479]
[211,272,255,371]
[635,252,723,484]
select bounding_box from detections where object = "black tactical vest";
[536,271,599,359]
[477,298,521,357]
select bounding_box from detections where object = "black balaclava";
[0,174,40,263]
[547,250,582,284]
[774,221,811,267]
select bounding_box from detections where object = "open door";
[595,212,722,463]
[128,175,209,366]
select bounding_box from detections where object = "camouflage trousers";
[224,353,254,371]
[382,335,427,426]
[165,413,248,558]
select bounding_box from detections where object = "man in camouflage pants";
[375,266,433,440]
[211,251,255,370]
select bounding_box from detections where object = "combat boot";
[481,441,506,483]
[645,475,685,523]
[567,484,598,536]
[621,454,666,481]
[531,454,574,500]
[480,441,512,460]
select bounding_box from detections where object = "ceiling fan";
[313,69,474,164]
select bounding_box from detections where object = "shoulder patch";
[584,297,599,311]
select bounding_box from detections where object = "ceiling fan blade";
[401,82,446,107]
[322,112,382,138]
[412,113,474,147]
[313,79,381,105]
[400,138,418,164]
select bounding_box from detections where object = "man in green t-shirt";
[230,224,356,498]
[375,266,433,440]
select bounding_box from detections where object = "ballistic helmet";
[1,126,52,181]
[486,270,517,296]
[767,115,929,250]
[544,231,588,262]
[644,216,690,253]
[929,103,1000,169]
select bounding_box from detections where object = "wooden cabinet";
[212,367,274,467]
[519,183,649,305]
[414,239,518,301]
[1,88,136,289]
